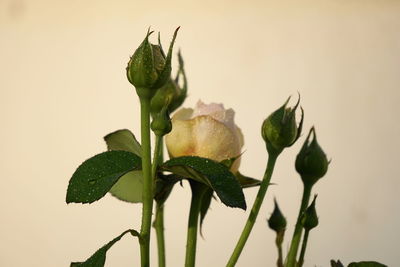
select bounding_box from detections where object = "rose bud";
[295,127,329,187]
[151,100,172,137]
[165,100,244,173]
[150,50,187,115]
[261,96,304,155]
[301,195,319,230]
[268,199,287,233]
[126,27,179,99]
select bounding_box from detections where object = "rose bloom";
[165,100,244,173]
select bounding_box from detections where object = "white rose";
[165,100,244,172]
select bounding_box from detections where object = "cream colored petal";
[165,118,195,158]
[191,116,242,172]
[235,126,245,148]
[172,107,194,120]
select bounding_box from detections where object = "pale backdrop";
[1,0,399,266]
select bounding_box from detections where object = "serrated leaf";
[236,172,261,188]
[199,187,214,237]
[104,129,143,203]
[66,151,141,204]
[71,229,139,267]
[162,156,246,210]
[104,129,142,156]
[348,262,387,267]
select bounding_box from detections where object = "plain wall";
[1,0,399,266]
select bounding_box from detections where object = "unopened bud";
[151,101,172,136]
[126,27,179,99]
[261,96,304,155]
[268,199,287,233]
[301,195,319,230]
[295,127,329,187]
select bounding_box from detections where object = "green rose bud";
[261,96,304,155]
[268,199,287,233]
[151,100,172,136]
[301,195,319,230]
[126,27,179,99]
[150,50,187,115]
[295,127,329,187]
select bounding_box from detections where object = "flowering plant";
[66,28,386,267]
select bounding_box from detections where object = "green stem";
[275,231,284,267]
[155,203,166,267]
[286,184,312,267]
[297,229,310,267]
[185,182,206,267]
[139,97,153,267]
[227,153,279,267]
[152,136,166,267]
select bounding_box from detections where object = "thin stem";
[275,231,284,267]
[139,97,153,267]
[226,153,279,267]
[286,184,312,267]
[297,229,310,267]
[152,136,166,267]
[185,182,206,267]
[155,203,166,267]
[151,136,163,189]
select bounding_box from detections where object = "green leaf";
[104,129,143,203]
[162,156,246,210]
[104,129,142,156]
[199,187,214,236]
[66,151,141,204]
[71,229,139,267]
[348,262,387,267]
[236,172,261,188]
[108,171,143,203]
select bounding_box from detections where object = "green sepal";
[236,172,261,188]
[151,27,180,90]
[104,129,143,203]
[70,229,140,267]
[220,156,261,188]
[348,262,387,267]
[66,151,141,204]
[161,156,246,210]
[220,154,241,169]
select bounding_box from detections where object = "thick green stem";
[286,184,312,267]
[139,97,153,267]
[152,136,166,267]
[227,153,279,267]
[154,203,166,267]
[185,182,206,267]
[297,229,310,267]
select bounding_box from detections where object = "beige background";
[1,0,399,266]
